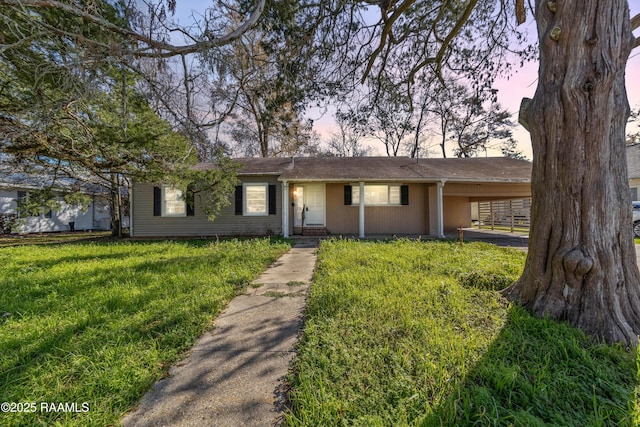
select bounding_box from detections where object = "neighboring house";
[627,143,640,200]
[0,170,112,234]
[131,156,531,238]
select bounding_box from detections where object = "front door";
[294,184,325,227]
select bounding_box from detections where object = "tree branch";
[0,0,266,58]
[361,0,417,82]
[515,0,526,25]
[632,13,640,31]
[0,31,49,54]
[407,0,479,84]
[632,13,640,50]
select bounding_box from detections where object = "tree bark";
[110,173,122,237]
[503,0,640,346]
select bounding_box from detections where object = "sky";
[300,3,640,159]
[170,1,640,159]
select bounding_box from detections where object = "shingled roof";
[197,156,532,183]
[0,165,107,194]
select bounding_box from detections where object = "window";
[244,183,268,215]
[162,186,186,217]
[153,185,194,217]
[235,184,276,216]
[351,184,402,206]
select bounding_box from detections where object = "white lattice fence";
[477,199,531,232]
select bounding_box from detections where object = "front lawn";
[0,231,112,248]
[0,238,289,426]
[286,239,638,426]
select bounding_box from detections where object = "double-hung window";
[162,186,186,217]
[244,183,268,216]
[234,183,276,216]
[351,184,403,206]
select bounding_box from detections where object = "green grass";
[0,231,112,248]
[0,237,290,426]
[286,238,638,426]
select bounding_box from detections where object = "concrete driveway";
[454,228,529,248]
[457,228,640,265]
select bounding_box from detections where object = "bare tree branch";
[0,31,49,54]
[0,0,266,58]
[631,13,639,49]
[515,0,526,25]
[407,0,479,84]
[361,0,417,83]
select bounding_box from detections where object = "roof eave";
[275,177,530,183]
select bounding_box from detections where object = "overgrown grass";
[0,237,289,426]
[286,239,638,426]
[0,231,112,248]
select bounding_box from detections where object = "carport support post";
[359,181,365,238]
[282,181,289,238]
[436,180,445,238]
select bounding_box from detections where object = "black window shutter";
[235,185,243,215]
[186,184,195,216]
[344,185,352,205]
[153,186,161,216]
[400,185,409,205]
[268,184,276,215]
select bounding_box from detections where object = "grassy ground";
[286,239,638,426]
[0,231,113,248]
[0,237,290,426]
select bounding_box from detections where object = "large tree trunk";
[502,0,640,346]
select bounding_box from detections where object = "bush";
[0,213,19,234]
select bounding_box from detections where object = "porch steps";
[302,227,328,236]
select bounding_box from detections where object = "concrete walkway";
[121,242,318,427]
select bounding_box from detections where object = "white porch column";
[282,181,289,238]
[359,181,365,238]
[436,180,445,238]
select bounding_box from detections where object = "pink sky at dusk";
[492,48,640,160]
[491,8,640,159]
[310,6,640,159]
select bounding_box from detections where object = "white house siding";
[131,176,283,237]
[0,189,111,233]
[0,190,15,214]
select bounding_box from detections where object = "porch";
[281,181,441,238]
[280,180,531,239]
